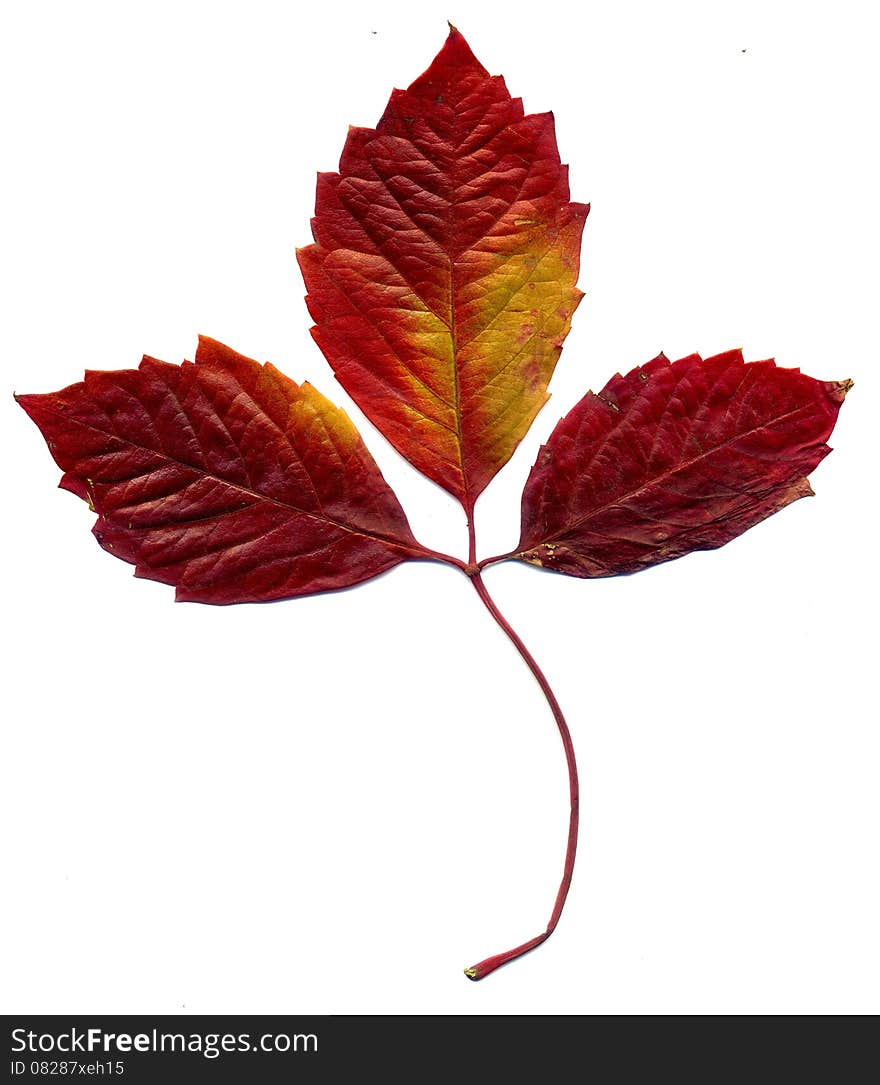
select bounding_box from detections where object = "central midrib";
[526,400,818,548]
[35,401,418,554]
[447,246,469,510]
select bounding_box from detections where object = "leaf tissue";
[17,28,850,979]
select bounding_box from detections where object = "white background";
[2,0,877,1015]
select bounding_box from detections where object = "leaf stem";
[477,550,516,570]
[408,543,468,571]
[466,508,477,567]
[465,570,579,980]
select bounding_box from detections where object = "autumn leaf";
[16,27,851,982]
[16,337,420,603]
[512,351,852,578]
[297,26,588,511]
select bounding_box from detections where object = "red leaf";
[516,351,851,577]
[15,27,855,983]
[297,27,588,507]
[17,337,418,603]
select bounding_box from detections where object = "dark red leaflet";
[17,337,418,603]
[516,351,850,577]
